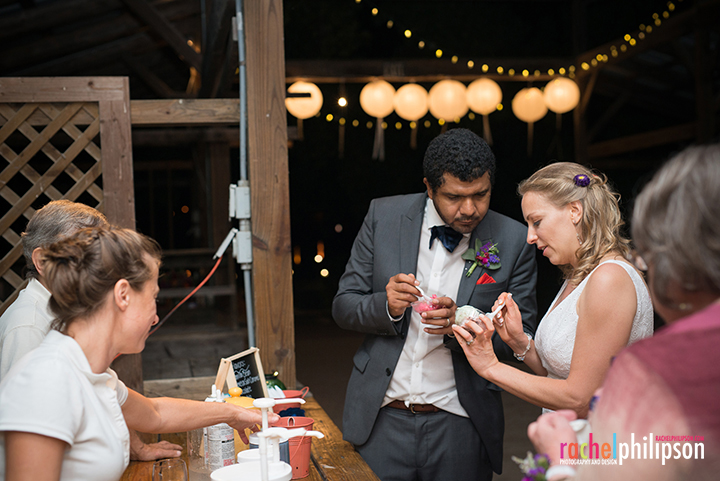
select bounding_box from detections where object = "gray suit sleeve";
[332,200,404,336]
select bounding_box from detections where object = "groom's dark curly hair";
[423,128,496,193]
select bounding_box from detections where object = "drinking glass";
[152,458,188,481]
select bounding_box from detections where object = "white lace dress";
[534,260,654,410]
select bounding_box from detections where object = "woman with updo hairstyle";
[0,226,275,481]
[452,162,653,417]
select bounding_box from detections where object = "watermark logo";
[559,433,705,466]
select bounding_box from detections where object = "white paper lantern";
[428,80,468,121]
[360,80,396,118]
[285,81,323,119]
[543,77,580,114]
[512,87,547,123]
[466,78,502,115]
[393,83,428,121]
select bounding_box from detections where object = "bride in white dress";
[453,162,653,418]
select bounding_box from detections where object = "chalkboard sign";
[214,347,269,398]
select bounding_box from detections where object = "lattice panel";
[0,102,104,312]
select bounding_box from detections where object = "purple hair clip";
[573,174,591,187]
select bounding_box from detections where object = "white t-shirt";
[0,330,130,481]
[0,278,53,381]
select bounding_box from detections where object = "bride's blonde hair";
[518,162,630,286]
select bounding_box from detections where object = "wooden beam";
[121,53,182,99]
[574,7,696,79]
[284,58,572,84]
[587,91,630,143]
[199,0,235,98]
[130,99,240,126]
[10,34,150,76]
[132,127,239,146]
[244,0,296,388]
[0,77,129,102]
[120,0,202,71]
[0,0,117,40]
[587,123,696,159]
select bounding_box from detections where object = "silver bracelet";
[513,332,533,361]
[545,465,576,479]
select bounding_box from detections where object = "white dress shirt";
[382,198,471,417]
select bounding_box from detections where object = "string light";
[290,2,687,136]
[355,0,684,78]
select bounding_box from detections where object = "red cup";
[280,386,309,409]
[272,416,315,479]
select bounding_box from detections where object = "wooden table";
[121,377,378,481]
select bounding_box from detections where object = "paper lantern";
[393,83,428,121]
[511,87,547,123]
[428,80,468,121]
[360,80,395,118]
[543,77,580,114]
[466,78,502,115]
[285,81,323,119]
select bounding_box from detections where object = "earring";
[576,233,582,244]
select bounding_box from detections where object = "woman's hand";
[421,296,457,336]
[492,293,529,353]
[451,313,499,377]
[227,405,278,444]
[527,410,578,466]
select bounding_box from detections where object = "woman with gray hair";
[527,144,720,480]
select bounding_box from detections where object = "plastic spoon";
[414,284,434,302]
[486,298,507,324]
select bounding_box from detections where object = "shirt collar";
[28,277,52,303]
[425,198,471,238]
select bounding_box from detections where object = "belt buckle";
[409,403,417,414]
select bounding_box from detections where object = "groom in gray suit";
[332,128,538,480]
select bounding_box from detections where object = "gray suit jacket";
[332,193,538,474]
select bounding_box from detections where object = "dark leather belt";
[386,400,441,414]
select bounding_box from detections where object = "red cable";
[149,256,224,336]
[114,255,225,361]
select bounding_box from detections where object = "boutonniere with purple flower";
[462,239,501,277]
[511,451,550,481]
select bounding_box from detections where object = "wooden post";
[100,77,144,394]
[244,0,296,387]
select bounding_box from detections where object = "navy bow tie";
[429,225,463,253]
